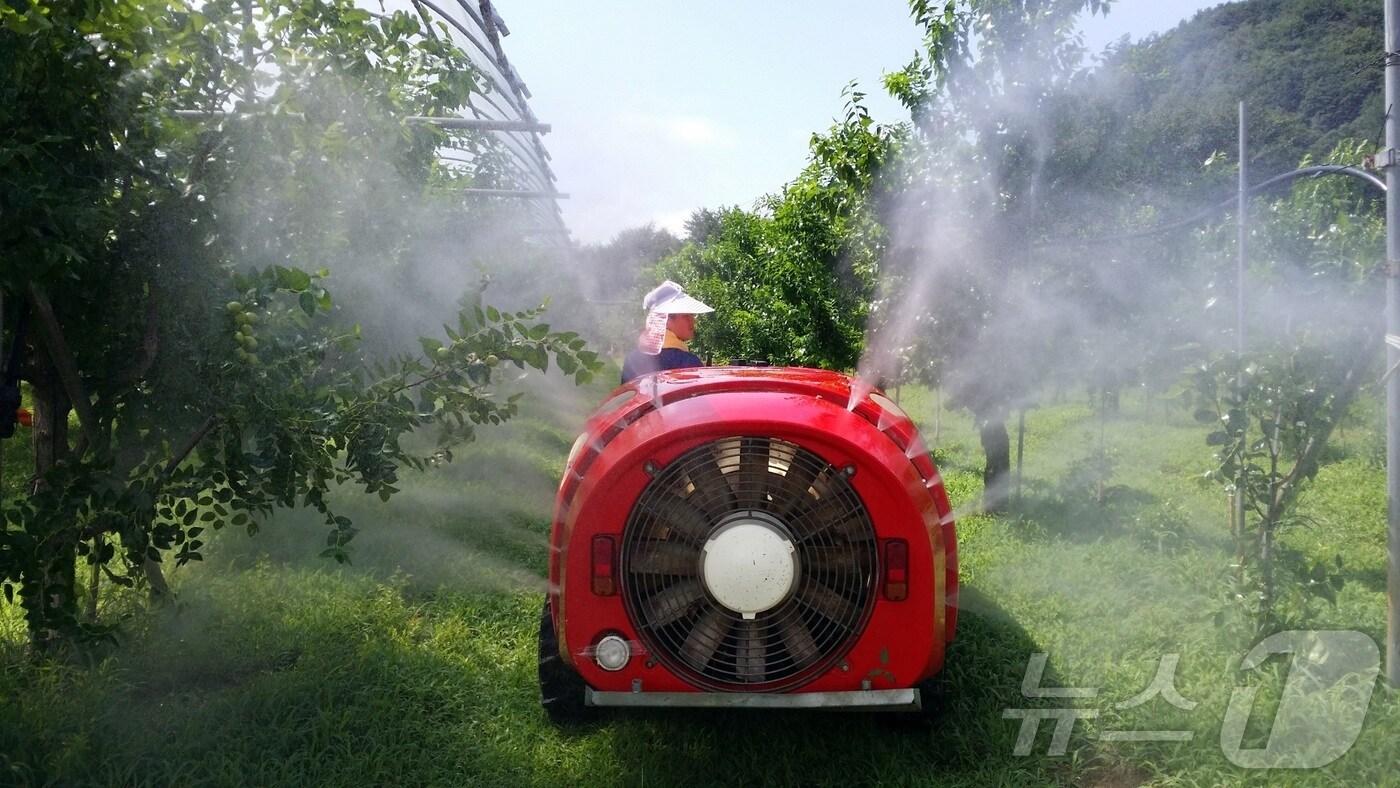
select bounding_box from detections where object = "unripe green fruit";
[485,354,499,367]
[242,337,258,351]
[239,324,254,336]
[226,301,243,314]
[435,347,450,361]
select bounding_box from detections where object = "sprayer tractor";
[539,366,958,722]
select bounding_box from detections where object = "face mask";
[638,310,669,355]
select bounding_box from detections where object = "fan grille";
[621,437,877,691]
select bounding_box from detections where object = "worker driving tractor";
[620,280,711,384]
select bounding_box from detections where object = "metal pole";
[457,188,569,199]
[1383,0,1400,687]
[1237,101,1248,359]
[1235,101,1249,558]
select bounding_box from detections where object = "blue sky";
[499,1,1226,243]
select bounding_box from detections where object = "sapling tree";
[1191,140,1383,629]
[1193,339,1370,628]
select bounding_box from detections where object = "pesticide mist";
[4,1,1398,784]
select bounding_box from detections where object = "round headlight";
[594,634,631,672]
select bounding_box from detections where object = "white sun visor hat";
[643,280,714,316]
[638,280,712,355]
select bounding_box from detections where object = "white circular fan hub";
[701,517,797,619]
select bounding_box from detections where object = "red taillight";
[882,539,908,601]
[591,535,617,596]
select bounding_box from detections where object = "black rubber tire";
[914,671,950,721]
[538,598,597,725]
[879,672,950,730]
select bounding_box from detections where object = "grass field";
[2,376,1397,787]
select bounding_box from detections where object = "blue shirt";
[621,347,703,384]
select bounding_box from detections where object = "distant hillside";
[1094,0,1382,201]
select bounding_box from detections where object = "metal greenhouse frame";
[177,0,570,245]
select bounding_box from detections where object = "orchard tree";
[873,0,1115,510]
[659,89,899,370]
[0,0,598,653]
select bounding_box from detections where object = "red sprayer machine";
[539,367,957,721]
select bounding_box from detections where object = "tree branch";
[163,415,220,479]
[1272,336,1374,516]
[27,283,101,454]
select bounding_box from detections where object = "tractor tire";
[914,672,950,721]
[881,673,950,730]
[538,598,596,726]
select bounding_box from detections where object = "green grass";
[3,380,1399,786]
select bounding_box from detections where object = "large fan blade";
[641,493,712,546]
[680,607,731,667]
[735,618,766,682]
[793,489,872,543]
[773,457,821,516]
[645,579,704,626]
[733,437,772,509]
[783,466,842,522]
[777,614,819,665]
[686,448,736,518]
[800,580,857,624]
[802,546,869,576]
[797,511,865,544]
[632,540,700,575]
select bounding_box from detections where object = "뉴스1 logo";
[1003,630,1380,769]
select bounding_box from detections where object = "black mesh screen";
[621,437,877,691]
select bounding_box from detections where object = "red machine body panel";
[548,367,958,697]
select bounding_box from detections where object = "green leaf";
[277,266,313,292]
[299,291,316,316]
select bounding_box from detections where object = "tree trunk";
[978,416,1011,513]
[23,350,77,653]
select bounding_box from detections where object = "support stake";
[1384,0,1400,686]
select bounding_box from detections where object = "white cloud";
[619,112,738,149]
[651,209,692,237]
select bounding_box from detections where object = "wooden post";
[1016,408,1026,505]
[933,386,942,447]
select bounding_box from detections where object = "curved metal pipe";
[1043,165,1386,247]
